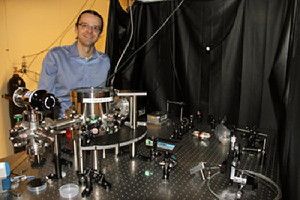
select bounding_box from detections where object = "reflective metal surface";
[2,124,280,200]
[71,87,113,119]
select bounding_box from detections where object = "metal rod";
[115,145,119,156]
[79,137,84,174]
[132,142,135,158]
[200,162,206,180]
[103,149,106,159]
[132,96,137,130]
[93,148,98,170]
[180,107,183,121]
[166,102,169,113]
[73,138,78,172]
[166,100,185,106]
[129,97,133,128]
[242,147,261,152]
[54,134,62,179]
[235,128,268,137]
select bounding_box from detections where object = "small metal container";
[71,87,113,119]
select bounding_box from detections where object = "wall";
[0,0,111,159]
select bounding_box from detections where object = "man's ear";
[75,26,79,37]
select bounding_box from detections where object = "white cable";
[106,0,185,86]
[207,172,223,199]
[23,0,99,79]
[110,0,135,86]
[23,0,90,71]
[243,170,282,200]
[207,171,282,200]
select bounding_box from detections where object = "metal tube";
[93,148,98,170]
[235,128,268,137]
[73,138,78,172]
[200,162,206,180]
[54,134,62,179]
[242,147,261,152]
[79,137,84,174]
[166,102,169,113]
[132,96,137,130]
[129,97,133,128]
[103,149,106,159]
[115,145,119,156]
[132,142,135,158]
[180,107,183,121]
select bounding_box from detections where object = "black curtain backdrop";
[277,0,300,199]
[106,0,130,81]
[106,0,299,199]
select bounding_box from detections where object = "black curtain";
[106,0,299,199]
[108,0,290,127]
[275,0,300,199]
[106,0,130,86]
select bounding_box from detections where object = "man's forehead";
[79,13,102,23]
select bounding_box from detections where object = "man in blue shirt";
[38,10,110,118]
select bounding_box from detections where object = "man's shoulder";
[48,44,74,56]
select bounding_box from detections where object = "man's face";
[75,13,102,48]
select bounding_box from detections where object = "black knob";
[30,90,56,111]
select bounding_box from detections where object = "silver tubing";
[79,137,84,174]
[130,97,133,128]
[115,145,119,155]
[93,148,98,170]
[103,149,106,159]
[132,96,137,130]
[132,142,135,158]
[73,139,78,171]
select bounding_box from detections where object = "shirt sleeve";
[38,50,58,94]
[102,54,111,86]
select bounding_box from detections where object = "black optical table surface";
[1,122,280,200]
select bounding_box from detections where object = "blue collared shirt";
[38,42,110,117]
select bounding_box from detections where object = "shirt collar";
[69,41,100,60]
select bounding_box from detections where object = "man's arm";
[38,51,58,94]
